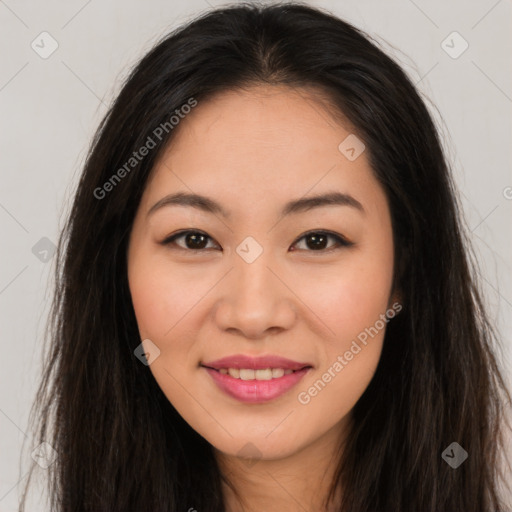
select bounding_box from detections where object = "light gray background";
[1,0,511,510]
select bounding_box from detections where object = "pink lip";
[202,354,312,371]
[203,366,311,403]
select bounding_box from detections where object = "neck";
[215,417,350,512]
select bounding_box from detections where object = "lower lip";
[203,367,311,403]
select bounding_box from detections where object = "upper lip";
[202,354,313,371]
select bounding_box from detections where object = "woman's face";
[127,84,398,461]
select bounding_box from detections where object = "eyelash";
[160,229,354,254]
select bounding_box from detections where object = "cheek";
[128,256,204,402]
[293,244,393,399]
[128,253,207,340]
[298,252,394,344]
[294,267,390,419]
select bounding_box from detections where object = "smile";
[202,365,311,403]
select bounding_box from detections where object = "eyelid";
[161,229,220,251]
[160,229,354,253]
[291,230,354,252]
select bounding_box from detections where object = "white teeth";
[255,369,273,380]
[272,368,285,378]
[228,368,240,379]
[239,369,255,380]
[218,367,300,380]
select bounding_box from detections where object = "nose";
[213,251,297,340]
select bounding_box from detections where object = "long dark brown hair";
[19,2,511,511]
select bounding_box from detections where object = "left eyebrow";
[281,191,365,216]
[146,190,365,219]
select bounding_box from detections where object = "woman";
[20,2,511,511]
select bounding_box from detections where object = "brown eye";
[183,232,209,249]
[291,231,353,252]
[161,229,353,253]
[162,230,219,251]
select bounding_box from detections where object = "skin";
[127,84,399,512]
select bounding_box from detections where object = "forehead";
[142,84,381,217]
[165,84,353,161]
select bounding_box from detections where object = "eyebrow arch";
[147,191,365,219]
